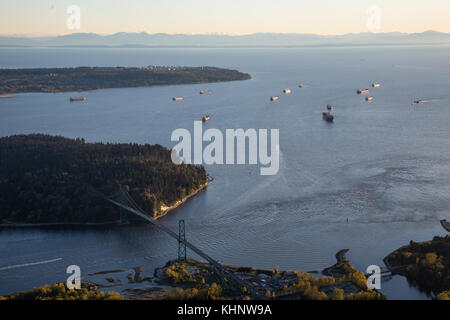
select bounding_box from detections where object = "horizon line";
[0,29,448,38]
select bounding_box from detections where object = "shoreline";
[0,66,251,95]
[0,78,251,96]
[0,178,212,228]
[383,234,449,297]
[131,250,386,300]
[154,179,211,220]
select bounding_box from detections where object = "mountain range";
[1,31,450,47]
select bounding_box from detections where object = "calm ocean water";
[0,46,449,299]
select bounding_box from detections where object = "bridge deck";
[107,198,262,298]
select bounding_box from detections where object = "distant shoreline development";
[0,66,251,95]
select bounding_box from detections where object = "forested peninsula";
[384,235,450,299]
[0,134,208,224]
[0,66,251,94]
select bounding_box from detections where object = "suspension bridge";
[105,189,262,298]
[103,189,405,297]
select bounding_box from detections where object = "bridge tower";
[119,190,129,224]
[178,220,186,261]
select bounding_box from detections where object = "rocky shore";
[155,181,210,219]
[118,251,385,300]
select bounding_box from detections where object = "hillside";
[384,235,450,296]
[0,134,208,223]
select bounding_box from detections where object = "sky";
[0,0,449,36]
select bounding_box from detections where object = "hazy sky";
[1,0,449,36]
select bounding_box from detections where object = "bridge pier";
[178,220,186,261]
[119,190,129,224]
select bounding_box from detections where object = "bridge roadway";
[106,198,262,298]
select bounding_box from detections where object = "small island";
[0,134,208,224]
[0,66,251,94]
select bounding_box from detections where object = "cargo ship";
[322,112,334,122]
[200,90,212,94]
[271,96,280,101]
[70,97,87,102]
[372,83,381,88]
[357,89,370,94]
[283,89,291,94]
[365,96,374,101]
[173,96,184,101]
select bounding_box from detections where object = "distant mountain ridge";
[1,31,450,47]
